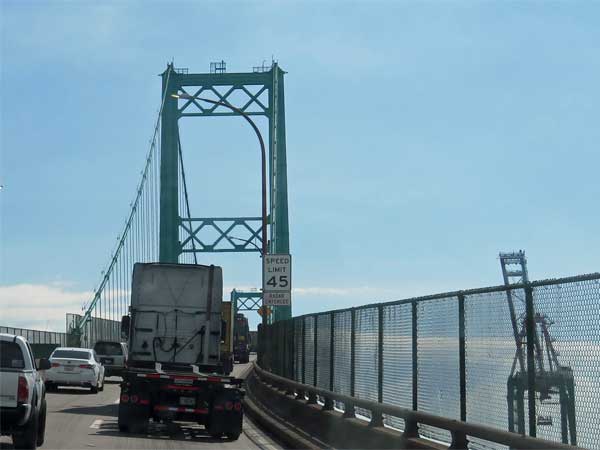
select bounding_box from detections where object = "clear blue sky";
[1,1,599,331]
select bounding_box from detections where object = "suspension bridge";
[3,61,599,450]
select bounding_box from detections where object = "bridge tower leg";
[159,63,181,263]
[270,64,291,322]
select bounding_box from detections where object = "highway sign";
[264,291,291,306]
[263,254,292,306]
[263,254,292,292]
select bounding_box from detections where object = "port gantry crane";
[500,251,576,445]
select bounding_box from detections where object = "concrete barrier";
[244,368,440,450]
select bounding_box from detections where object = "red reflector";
[225,401,233,410]
[207,376,221,383]
[234,402,242,411]
[146,373,161,379]
[139,399,149,405]
[17,376,28,403]
[130,395,139,404]
[120,394,129,403]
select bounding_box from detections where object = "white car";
[0,333,49,449]
[45,347,105,393]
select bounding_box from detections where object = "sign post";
[263,254,292,308]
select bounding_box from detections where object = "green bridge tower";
[159,62,291,322]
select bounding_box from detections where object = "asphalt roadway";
[1,358,282,450]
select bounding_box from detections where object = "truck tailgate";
[0,371,18,407]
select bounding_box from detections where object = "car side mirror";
[37,358,51,371]
[121,315,130,340]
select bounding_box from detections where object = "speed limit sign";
[263,254,291,305]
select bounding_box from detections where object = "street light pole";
[171,93,270,345]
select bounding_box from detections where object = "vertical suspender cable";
[177,135,197,264]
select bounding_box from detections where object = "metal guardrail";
[253,363,586,450]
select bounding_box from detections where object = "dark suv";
[93,341,127,378]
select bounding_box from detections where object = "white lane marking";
[90,419,103,429]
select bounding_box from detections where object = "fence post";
[301,317,306,385]
[313,314,318,387]
[458,293,467,424]
[287,319,296,380]
[330,312,335,391]
[286,320,295,395]
[307,314,318,404]
[412,301,418,411]
[370,304,384,427]
[344,308,356,418]
[525,285,537,437]
[324,312,335,411]
[295,317,306,400]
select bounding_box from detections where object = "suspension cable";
[178,134,198,264]
[77,66,173,334]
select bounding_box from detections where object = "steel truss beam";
[179,217,262,253]
[231,289,263,312]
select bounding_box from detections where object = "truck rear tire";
[226,431,241,440]
[13,408,38,449]
[118,402,148,434]
[118,402,130,432]
[129,419,148,434]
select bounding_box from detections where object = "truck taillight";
[234,402,242,411]
[51,363,60,368]
[79,364,93,369]
[130,395,139,404]
[17,376,28,403]
[120,394,129,403]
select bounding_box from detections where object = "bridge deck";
[0,361,280,450]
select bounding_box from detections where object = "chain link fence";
[0,326,67,346]
[66,313,121,348]
[1,313,121,350]
[260,273,600,449]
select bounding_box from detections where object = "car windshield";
[51,350,90,360]
[0,341,25,369]
[94,342,123,355]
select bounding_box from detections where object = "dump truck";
[118,263,243,439]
